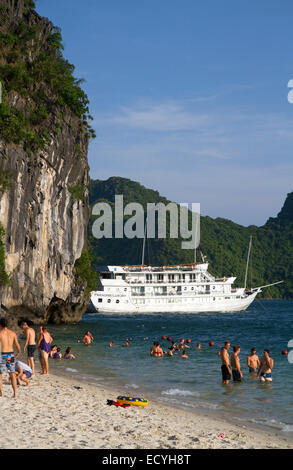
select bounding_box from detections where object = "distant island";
[89,177,293,299]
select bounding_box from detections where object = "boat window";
[107,299,111,303]
[116,300,119,303]
[98,298,102,303]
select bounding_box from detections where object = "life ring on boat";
[116,396,149,407]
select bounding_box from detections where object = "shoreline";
[0,368,292,449]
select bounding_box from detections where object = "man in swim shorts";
[257,349,274,383]
[21,321,36,376]
[231,345,243,382]
[0,317,21,398]
[247,348,260,373]
[220,341,232,385]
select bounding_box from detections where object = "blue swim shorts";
[0,353,16,374]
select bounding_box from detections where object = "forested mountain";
[89,177,293,299]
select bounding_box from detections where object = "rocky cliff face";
[0,0,92,324]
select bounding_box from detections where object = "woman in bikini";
[150,341,164,357]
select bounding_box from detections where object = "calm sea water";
[45,300,293,435]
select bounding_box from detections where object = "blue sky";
[36,0,293,226]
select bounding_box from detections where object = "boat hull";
[90,291,258,314]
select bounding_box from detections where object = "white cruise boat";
[90,261,276,314]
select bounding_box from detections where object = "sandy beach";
[0,368,292,450]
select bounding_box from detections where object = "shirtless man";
[0,317,21,397]
[257,349,274,383]
[231,345,243,382]
[177,338,189,352]
[220,341,231,385]
[150,341,164,357]
[21,321,36,376]
[247,348,260,373]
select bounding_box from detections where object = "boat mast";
[244,235,252,290]
[141,216,147,265]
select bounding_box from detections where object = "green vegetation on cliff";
[0,0,95,156]
[0,0,96,303]
[74,249,98,297]
[89,177,293,299]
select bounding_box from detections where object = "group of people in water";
[219,341,274,384]
[0,317,89,398]
[0,313,275,398]
[150,337,274,384]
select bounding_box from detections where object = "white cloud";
[101,101,209,132]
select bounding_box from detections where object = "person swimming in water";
[82,331,93,346]
[49,345,57,359]
[150,341,164,357]
[64,347,75,359]
[181,350,188,359]
[168,346,176,357]
[53,347,62,360]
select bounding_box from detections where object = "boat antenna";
[141,216,147,265]
[244,235,252,290]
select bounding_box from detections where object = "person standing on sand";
[220,341,232,385]
[0,317,21,398]
[231,345,243,382]
[37,325,53,375]
[247,348,260,373]
[21,321,36,376]
[257,349,274,383]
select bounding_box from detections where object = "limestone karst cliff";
[0,0,96,324]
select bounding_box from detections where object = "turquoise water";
[46,300,293,434]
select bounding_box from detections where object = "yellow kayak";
[116,396,149,407]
